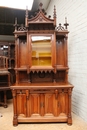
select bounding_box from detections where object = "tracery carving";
[18,24,26,31]
[56,23,65,31]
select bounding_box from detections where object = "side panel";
[58,91,68,116]
[19,40,27,67]
[56,39,65,66]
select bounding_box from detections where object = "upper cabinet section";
[14,3,69,73]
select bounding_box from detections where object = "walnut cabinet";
[10,4,73,126]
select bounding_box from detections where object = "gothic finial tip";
[54,5,56,9]
[64,17,69,29]
[39,3,43,10]
[26,6,28,10]
[15,17,17,24]
[65,17,67,23]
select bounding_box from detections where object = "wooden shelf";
[56,66,69,70]
[15,67,27,71]
[30,66,54,70]
[32,55,51,58]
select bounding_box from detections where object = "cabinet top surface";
[10,82,73,89]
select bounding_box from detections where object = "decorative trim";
[56,23,65,31]
[18,24,26,31]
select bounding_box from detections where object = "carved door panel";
[44,93,57,116]
[27,93,45,117]
[58,91,68,116]
[16,93,27,116]
[29,93,41,116]
[44,91,68,117]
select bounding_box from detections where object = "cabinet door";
[44,93,57,116]
[29,93,41,116]
[17,93,27,116]
[44,91,68,117]
[58,91,68,116]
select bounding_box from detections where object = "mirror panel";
[31,36,52,66]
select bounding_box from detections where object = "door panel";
[58,92,68,115]
[17,94,27,116]
[29,94,40,116]
[45,94,56,116]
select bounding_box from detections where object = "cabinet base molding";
[13,115,72,126]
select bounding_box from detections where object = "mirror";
[31,35,52,66]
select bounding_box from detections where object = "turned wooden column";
[26,90,29,117]
[12,90,18,126]
[15,71,19,84]
[64,36,68,67]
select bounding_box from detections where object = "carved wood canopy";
[25,3,56,31]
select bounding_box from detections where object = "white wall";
[47,0,87,122]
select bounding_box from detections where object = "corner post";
[12,90,18,126]
[68,88,72,125]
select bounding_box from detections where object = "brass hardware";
[62,89,64,93]
[20,90,22,94]
[40,102,44,108]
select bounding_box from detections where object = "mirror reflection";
[31,36,51,42]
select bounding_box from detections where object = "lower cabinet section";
[11,84,73,126]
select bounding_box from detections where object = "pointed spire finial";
[39,3,43,10]
[64,17,69,29]
[14,17,18,31]
[25,6,28,27]
[53,5,56,26]
[25,6,28,18]
[53,5,56,18]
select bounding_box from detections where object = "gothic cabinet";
[10,4,73,126]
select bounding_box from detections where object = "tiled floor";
[0,99,87,130]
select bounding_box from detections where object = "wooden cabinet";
[12,84,73,126]
[0,42,15,82]
[11,4,73,126]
